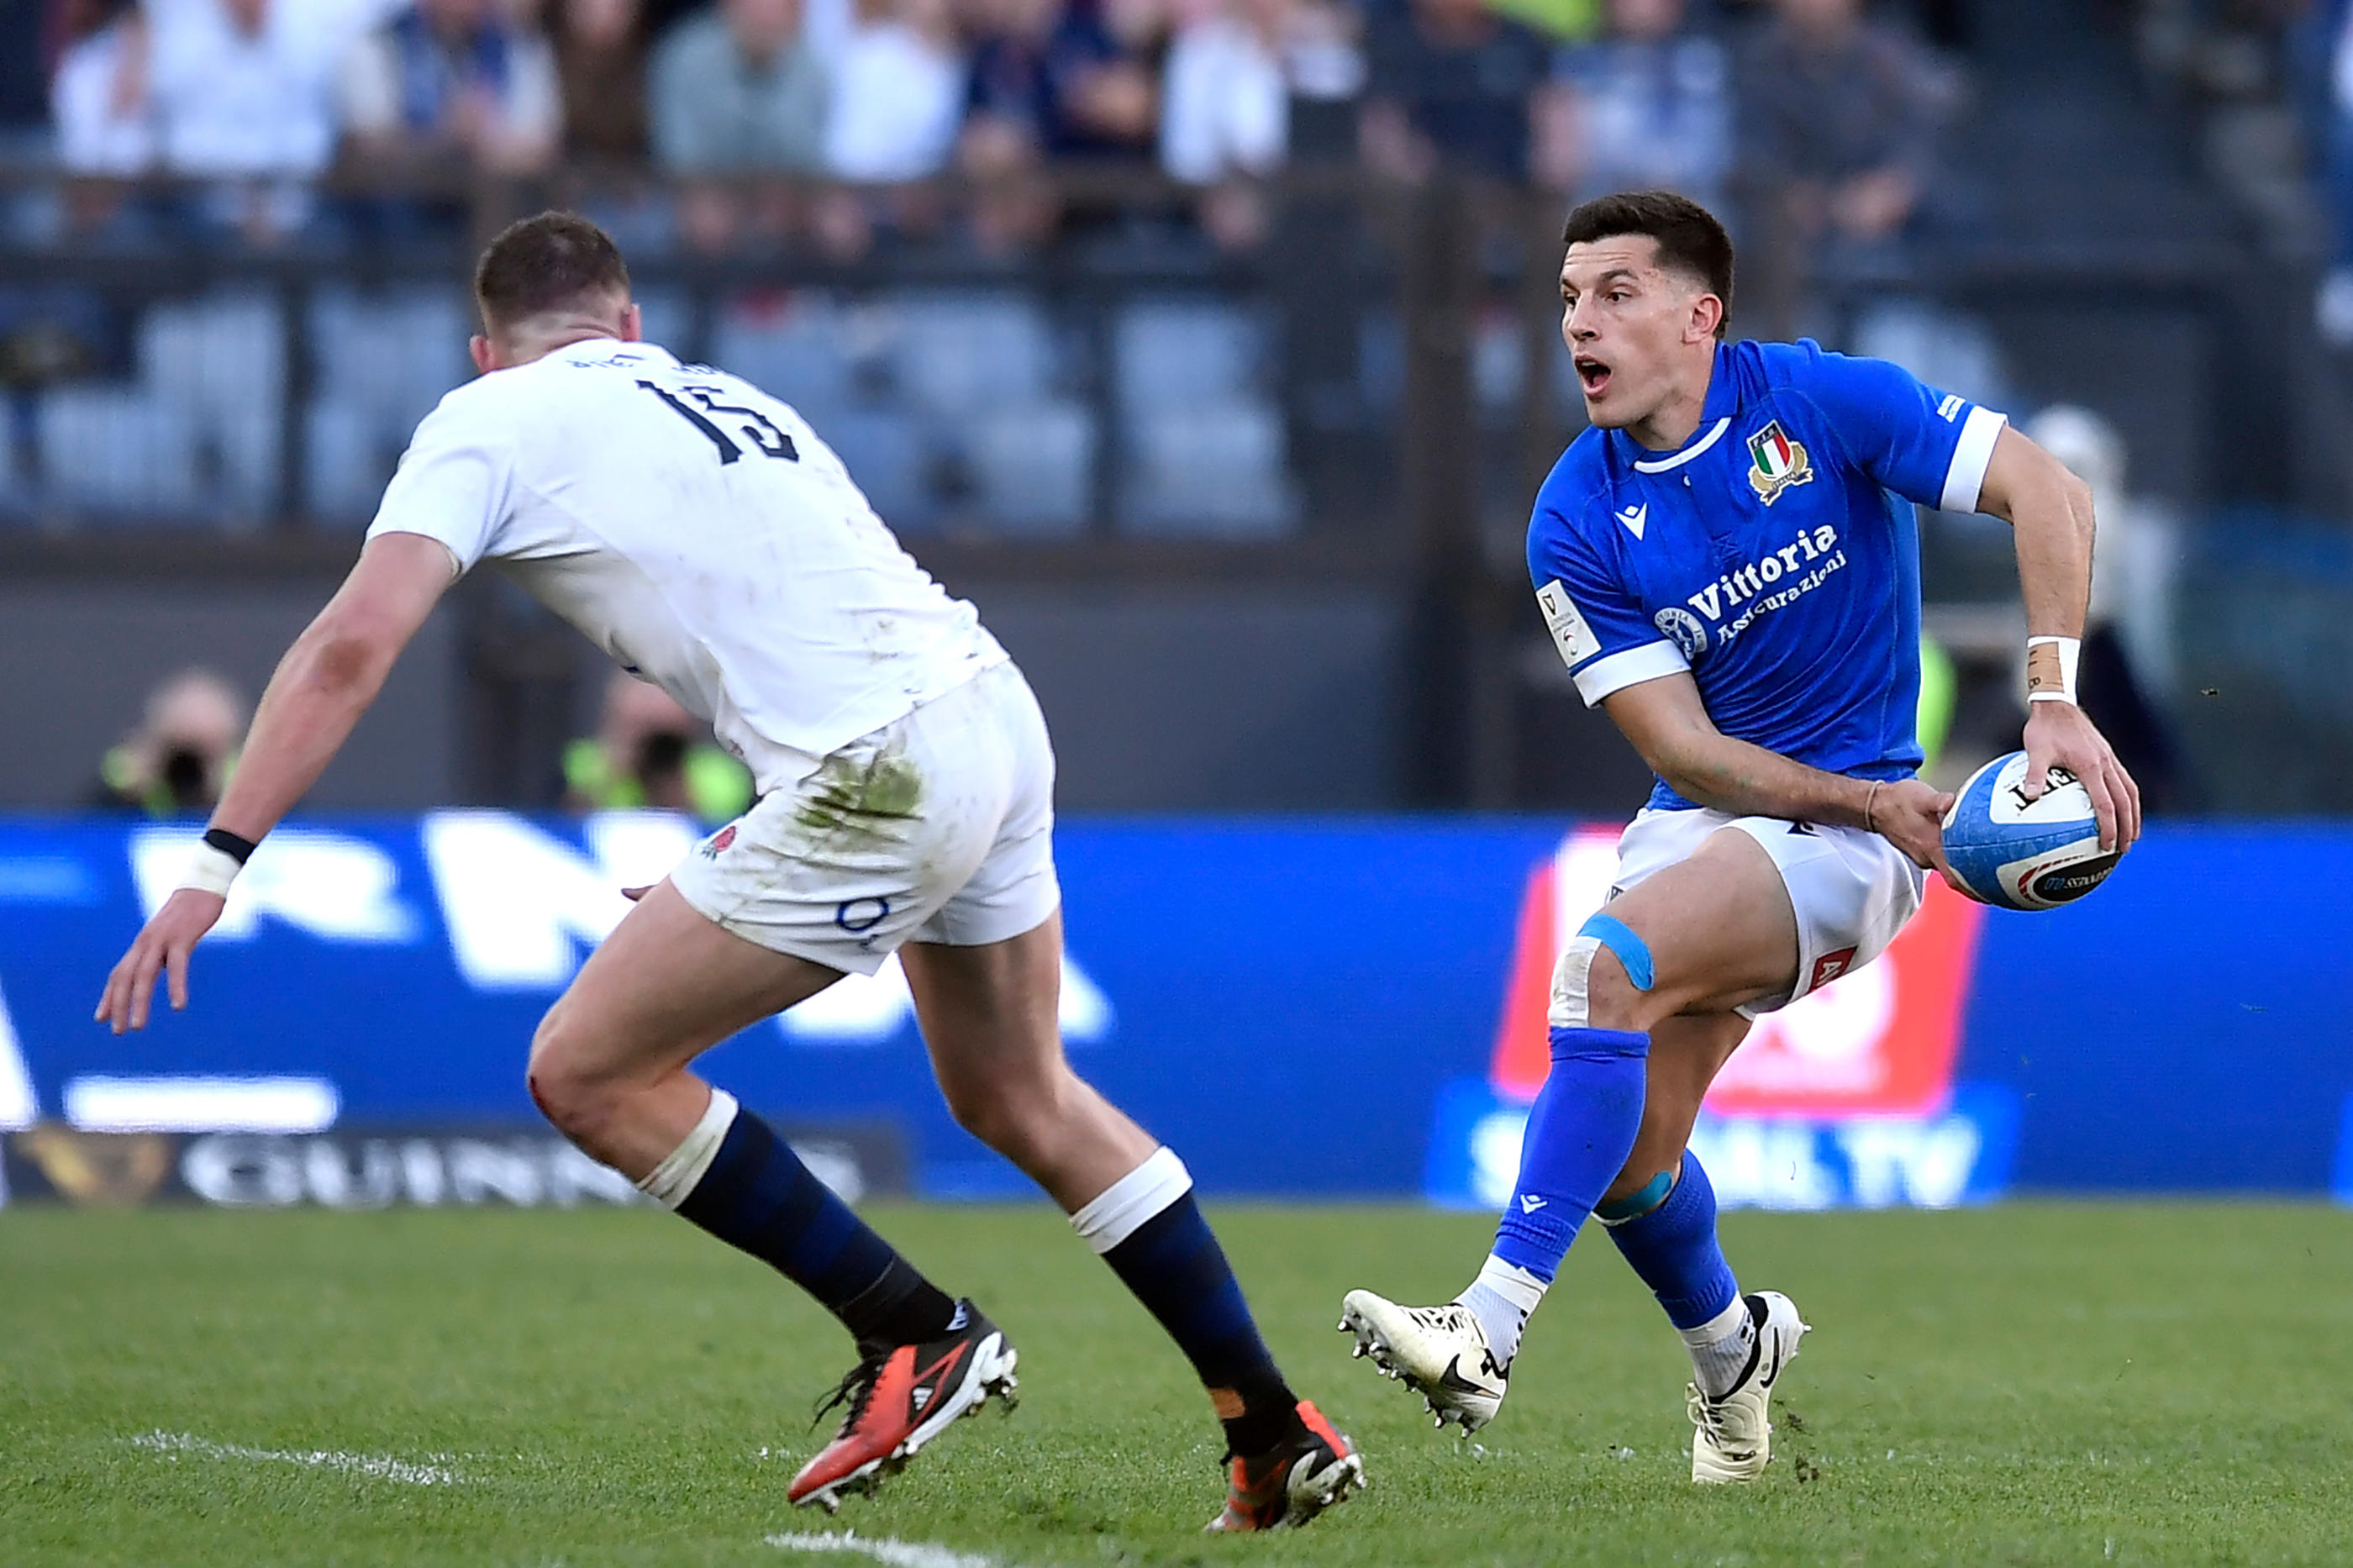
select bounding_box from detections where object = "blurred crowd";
[13,0,1964,255]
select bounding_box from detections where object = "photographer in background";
[92,668,247,818]
[563,670,754,824]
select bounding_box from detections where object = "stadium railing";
[0,163,2342,812]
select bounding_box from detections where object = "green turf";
[4,1201,2352,1566]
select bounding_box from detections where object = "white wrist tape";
[179,844,244,897]
[2026,635,2081,705]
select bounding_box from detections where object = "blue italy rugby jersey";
[1528,338,2006,812]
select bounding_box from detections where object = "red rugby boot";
[787,1300,1018,1513]
[1203,1399,1365,1531]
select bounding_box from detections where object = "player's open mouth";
[1575,356,1612,397]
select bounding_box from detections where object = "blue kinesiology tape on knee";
[1491,1025,1649,1283]
[1576,912,1656,992]
[1605,1152,1740,1330]
[1593,1166,1675,1225]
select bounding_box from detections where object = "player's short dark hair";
[1561,191,1734,338]
[473,211,631,334]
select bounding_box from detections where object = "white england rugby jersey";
[367,337,1007,792]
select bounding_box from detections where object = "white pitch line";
[127,1430,466,1487]
[766,1530,1019,1568]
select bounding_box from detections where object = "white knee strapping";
[1069,1145,1192,1254]
[637,1087,740,1210]
[1549,935,1603,1029]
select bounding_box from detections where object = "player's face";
[1559,237,1714,434]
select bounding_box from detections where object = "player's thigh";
[902,662,1068,1102]
[901,908,1066,1108]
[1584,826,1800,1024]
[533,879,840,1087]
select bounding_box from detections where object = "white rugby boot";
[1338,1291,1508,1433]
[1687,1291,1808,1483]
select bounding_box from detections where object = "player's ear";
[619,303,643,344]
[469,334,495,376]
[1689,292,1724,345]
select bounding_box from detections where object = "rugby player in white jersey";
[96,212,1363,1531]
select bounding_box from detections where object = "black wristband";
[203,826,260,866]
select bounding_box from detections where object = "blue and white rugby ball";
[1940,750,2118,911]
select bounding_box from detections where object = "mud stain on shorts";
[794,738,926,839]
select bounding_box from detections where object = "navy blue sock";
[1491,1026,1650,1281]
[1603,1153,1740,1330]
[1101,1192,1298,1456]
[675,1108,955,1350]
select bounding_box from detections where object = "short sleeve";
[365,389,515,576]
[1783,344,2007,513]
[1528,505,1687,708]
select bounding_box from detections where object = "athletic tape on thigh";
[1577,912,1656,992]
[1594,1164,1677,1227]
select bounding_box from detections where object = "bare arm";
[1975,424,2141,851]
[1603,672,1957,878]
[95,533,457,1030]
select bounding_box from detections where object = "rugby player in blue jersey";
[1340,191,2140,1481]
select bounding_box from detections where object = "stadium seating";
[1113,299,1290,535]
[37,389,201,517]
[966,400,1094,536]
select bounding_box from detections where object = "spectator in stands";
[564,672,754,823]
[826,0,964,182]
[340,0,563,181]
[809,0,964,255]
[91,668,246,818]
[145,0,348,246]
[53,0,155,180]
[1737,0,1950,330]
[2026,403,2192,812]
[650,0,830,251]
[1360,0,1558,186]
[2316,0,2353,344]
[555,0,652,163]
[959,0,1160,247]
[1160,0,1287,247]
[1536,0,1730,209]
[50,0,155,237]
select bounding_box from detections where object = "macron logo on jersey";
[1614,502,1647,540]
[1937,394,1966,423]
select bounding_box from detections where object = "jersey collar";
[549,336,678,370]
[1619,342,1740,475]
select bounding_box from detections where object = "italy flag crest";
[1746,419,1813,504]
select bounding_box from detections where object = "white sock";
[1455,1255,1546,1367]
[636,1088,739,1210]
[1068,1146,1192,1254]
[1682,1294,1758,1399]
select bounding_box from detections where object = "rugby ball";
[1940,750,2118,911]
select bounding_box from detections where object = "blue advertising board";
[0,814,2346,1206]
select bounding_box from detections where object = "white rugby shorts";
[669,660,1061,975]
[1610,805,1926,1015]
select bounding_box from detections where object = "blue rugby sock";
[659,1092,955,1350]
[1490,1025,1651,1281]
[1602,1152,1740,1330]
[1074,1148,1298,1457]
[1461,1026,1649,1362]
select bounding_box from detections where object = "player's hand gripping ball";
[1940,750,2119,911]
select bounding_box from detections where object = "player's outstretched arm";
[1975,426,2142,854]
[1602,672,1962,887]
[94,533,457,1034]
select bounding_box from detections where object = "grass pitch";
[4,1201,2351,1567]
